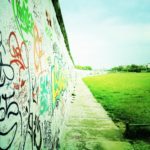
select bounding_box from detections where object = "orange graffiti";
[33,24,44,73]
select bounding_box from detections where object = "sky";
[60,0,150,69]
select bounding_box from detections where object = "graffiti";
[24,113,42,150]
[0,91,22,150]
[43,120,52,149]
[39,76,51,115]
[0,31,22,150]
[51,43,67,109]
[0,0,74,149]
[32,78,39,104]
[45,9,53,40]
[0,32,14,87]
[0,31,6,53]
[46,10,52,27]
[33,24,44,73]
[0,53,14,87]
[8,31,29,90]
[0,31,14,87]
[11,0,34,40]
[53,60,64,101]
[45,26,53,40]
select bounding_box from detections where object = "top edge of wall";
[52,0,74,65]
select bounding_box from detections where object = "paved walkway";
[60,79,133,150]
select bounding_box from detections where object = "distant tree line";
[75,65,92,70]
[111,64,150,73]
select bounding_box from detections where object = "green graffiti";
[12,0,34,40]
[45,26,53,40]
[40,76,50,115]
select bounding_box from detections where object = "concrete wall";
[0,0,74,149]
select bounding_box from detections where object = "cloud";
[60,0,150,68]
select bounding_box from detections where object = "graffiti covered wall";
[0,0,74,149]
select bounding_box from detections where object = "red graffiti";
[8,32,29,90]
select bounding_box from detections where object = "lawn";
[83,73,150,125]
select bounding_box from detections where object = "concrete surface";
[60,79,133,150]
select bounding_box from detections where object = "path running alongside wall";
[60,79,133,150]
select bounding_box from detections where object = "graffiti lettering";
[0,31,14,88]
[11,0,34,40]
[45,10,53,39]
[24,113,42,150]
[8,31,29,90]
[0,31,6,53]
[46,10,52,27]
[0,0,73,149]
[0,53,14,88]
[33,24,44,73]
[43,121,52,149]
[51,43,67,109]
[39,76,50,115]
[0,91,22,150]
[0,31,22,150]
[32,78,39,104]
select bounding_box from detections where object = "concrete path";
[60,79,133,150]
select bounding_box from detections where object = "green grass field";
[83,73,150,125]
[83,73,150,149]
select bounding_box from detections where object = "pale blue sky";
[60,0,150,69]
